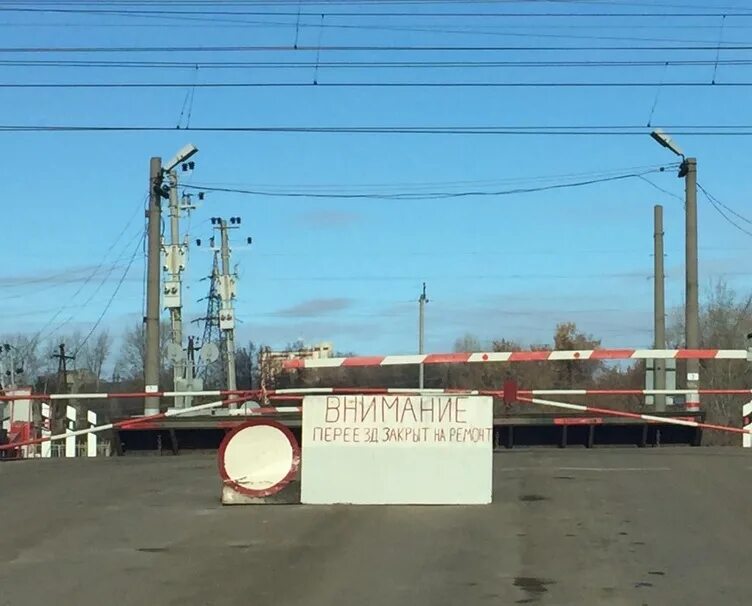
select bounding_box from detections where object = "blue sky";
[2,0,752,357]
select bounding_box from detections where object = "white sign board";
[301,395,493,505]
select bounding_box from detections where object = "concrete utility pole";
[144,157,163,415]
[649,132,700,412]
[217,218,237,394]
[418,282,428,390]
[682,157,700,412]
[653,205,667,412]
[51,343,74,451]
[164,171,188,407]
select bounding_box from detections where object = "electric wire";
[698,183,752,238]
[181,167,672,200]
[5,125,752,135]
[5,58,752,69]
[72,230,145,357]
[9,81,752,89]
[698,182,752,225]
[18,197,145,357]
[4,44,752,52]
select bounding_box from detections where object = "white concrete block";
[301,395,493,505]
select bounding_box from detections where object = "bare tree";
[76,331,112,390]
[234,342,257,390]
[453,333,482,352]
[114,322,171,384]
[668,279,752,444]
[0,334,43,388]
[552,322,603,387]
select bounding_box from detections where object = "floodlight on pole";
[163,143,199,173]
[650,129,684,158]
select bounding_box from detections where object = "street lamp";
[650,130,700,413]
[650,129,685,158]
[144,144,199,415]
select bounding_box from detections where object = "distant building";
[66,368,97,387]
[258,342,333,393]
[261,342,333,365]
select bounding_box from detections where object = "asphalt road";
[1,449,750,606]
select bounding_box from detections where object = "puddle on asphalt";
[514,576,555,602]
[137,547,169,553]
[519,494,548,502]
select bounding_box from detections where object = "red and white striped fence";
[282,348,749,369]
[0,396,301,454]
[5,376,752,453]
[0,389,251,402]
[0,397,233,453]
[4,385,752,403]
[4,387,752,452]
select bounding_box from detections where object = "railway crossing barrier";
[3,347,752,503]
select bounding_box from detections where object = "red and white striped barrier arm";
[262,388,752,402]
[519,395,752,437]
[521,388,752,396]
[226,405,302,416]
[259,386,752,399]
[0,387,481,403]
[744,401,752,448]
[262,387,483,401]
[282,349,749,369]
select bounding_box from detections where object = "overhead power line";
[699,184,752,225]
[4,8,752,45]
[18,198,144,357]
[4,0,751,8]
[698,183,752,238]
[72,230,145,357]
[3,58,752,69]
[8,80,752,88]
[8,7,752,18]
[4,124,752,136]
[246,272,657,283]
[182,167,672,200]
[8,81,752,89]
[4,44,752,52]
[198,162,677,191]
[50,229,145,336]
[10,22,752,33]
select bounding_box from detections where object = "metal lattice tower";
[196,251,225,388]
